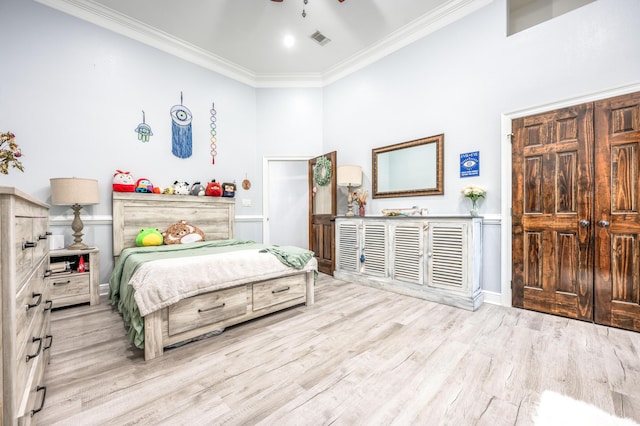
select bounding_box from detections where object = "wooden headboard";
[112,192,236,258]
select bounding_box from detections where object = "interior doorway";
[263,157,310,247]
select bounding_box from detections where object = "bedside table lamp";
[337,165,362,217]
[50,177,100,250]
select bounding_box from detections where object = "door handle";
[598,220,610,227]
[579,219,590,228]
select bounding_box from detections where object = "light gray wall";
[322,0,640,293]
[2,0,639,298]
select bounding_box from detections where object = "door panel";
[309,152,337,275]
[512,103,594,320]
[594,92,640,330]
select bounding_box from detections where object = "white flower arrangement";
[461,184,486,202]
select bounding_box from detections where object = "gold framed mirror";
[372,134,444,198]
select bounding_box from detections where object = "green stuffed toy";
[136,228,164,247]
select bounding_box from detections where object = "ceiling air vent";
[310,30,331,46]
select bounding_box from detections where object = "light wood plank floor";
[39,274,640,425]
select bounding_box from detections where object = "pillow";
[136,228,163,247]
[163,221,205,244]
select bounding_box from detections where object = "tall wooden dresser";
[1,187,52,425]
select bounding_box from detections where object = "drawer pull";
[26,337,43,362]
[30,386,47,416]
[38,233,48,240]
[44,334,54,351]
[272,286,291,294]
[53,280,71,286]
[26,292,42,310]
[22,241,37,250]
[198,303,226,313]
[44,300,53,311]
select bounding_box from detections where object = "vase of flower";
[461,184,486,217]
[353,189,368,217]
[470,198,479,217]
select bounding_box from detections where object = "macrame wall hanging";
[210,102,217,164]
[170,92,193,158]
[134,110,153,142]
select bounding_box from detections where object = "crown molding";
[35,0,493,88]
[322,0,493,86]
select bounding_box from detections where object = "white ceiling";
[35,0,492,87]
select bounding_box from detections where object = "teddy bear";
[163,220,205,244]
[112,170,135,192]
[172,181,190,195]
[135,228,164,246]
[189,182,205,196]
[205,180,223,197]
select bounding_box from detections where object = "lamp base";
[68,203,90,250]
[345,184,355,216]
[67,241,90,250]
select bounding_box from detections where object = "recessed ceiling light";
[283,35,295,48]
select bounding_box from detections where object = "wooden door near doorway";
[309,152,337,275]
[512,91,640,332]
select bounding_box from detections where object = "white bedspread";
[129,249,317,316]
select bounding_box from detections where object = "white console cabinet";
[335,216,483,310]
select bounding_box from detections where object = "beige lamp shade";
[50,178,100,206]
[337,165,362,187]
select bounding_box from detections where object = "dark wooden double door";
[512,91,640,332]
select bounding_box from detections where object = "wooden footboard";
[144,270,315,360]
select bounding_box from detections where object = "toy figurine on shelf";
[77,256,86,273]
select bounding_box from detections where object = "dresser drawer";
[16,260,49,354]
[32,216,50,264]
[168,285,248,336]
[15,216,35,286]
[252,274,306,311]
[15,294,51,415]
[18,337,49,424]
[50,273,90,307]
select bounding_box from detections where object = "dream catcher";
[134,110,153,142]
[170,92,193,158]
[210,102,217,164]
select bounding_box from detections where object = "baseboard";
[482,289,502,306]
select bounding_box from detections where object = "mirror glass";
[372,134,444,198]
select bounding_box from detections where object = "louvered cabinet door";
[336,221,360,273]
[362,221,388,277]
[390,222,425,284]
[426,221,469,294]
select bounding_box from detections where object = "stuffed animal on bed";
[136,228,164,246]
[205,180,223,197]
[189,182,205,196]
[173,181,190,195]
[162,186,174,195]
[112,170,136,192]
[163,220,205,244]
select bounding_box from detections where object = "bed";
[110,192,317,360]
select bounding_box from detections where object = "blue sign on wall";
[460,151,480,177]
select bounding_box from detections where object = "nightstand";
[49,247,100,308]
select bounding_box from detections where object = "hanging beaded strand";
[210,102,217,164]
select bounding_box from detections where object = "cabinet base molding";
[334,270,484,311]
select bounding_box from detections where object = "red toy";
[112,170,135,192]
[205,180,222,197]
